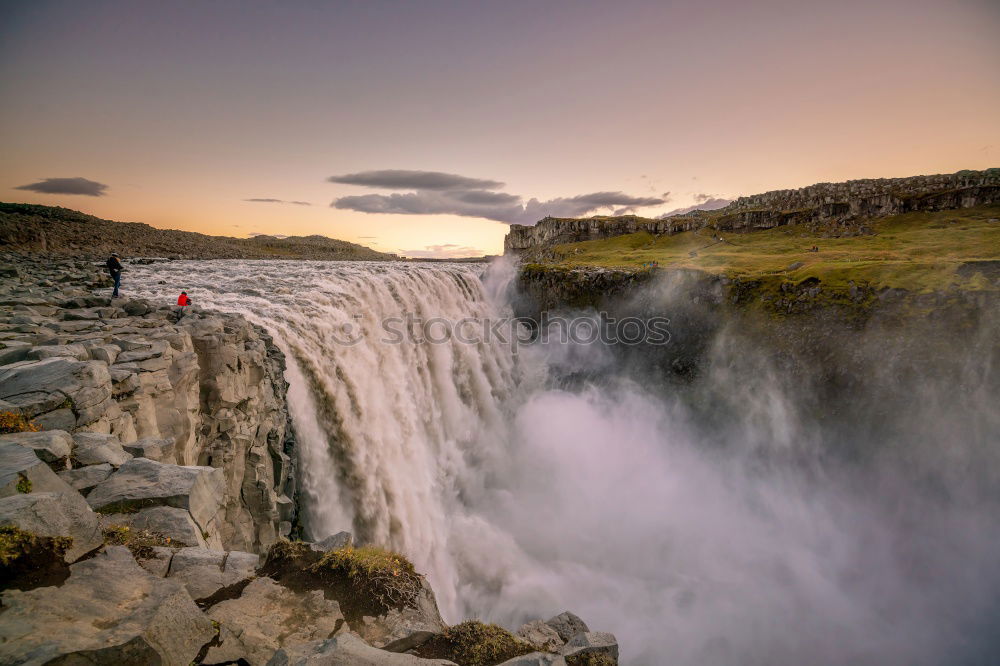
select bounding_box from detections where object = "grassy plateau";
[540,205,1000,293]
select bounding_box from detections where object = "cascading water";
[128,259,1000,666]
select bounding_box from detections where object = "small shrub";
[310,545,422,609]
[102,525,174,559]
[440,620,535,666]
[16,474,31,494]
[0,411,39,434]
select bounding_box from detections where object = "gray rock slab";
[206,577,345,666]
[58,463,113,494]
[72,431,132,467]
[0,546,215,666]
[266,632,458,666]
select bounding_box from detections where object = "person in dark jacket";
[106,253,123,298]
[177,291,191,306]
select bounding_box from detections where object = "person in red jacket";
[177,291,192,306]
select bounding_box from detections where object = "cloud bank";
[402,244,484,259]
[329,169,667,225]
[15,177,108,196]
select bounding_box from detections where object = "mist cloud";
[15,177,108,196]
[330,169,667,225]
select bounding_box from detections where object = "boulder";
[136,545,175,577]
[1,440,91,500]
[497,653,568,666]
[87,343,121,364]
[85,458,224,546]
[107,505,208,547]
[58,462,113,494]
[205,577,346,666]
[26,343,90,362]
[516,620,564,652]
[558,632,619,662]
[72,431,133,466]
[0,357,113,427]
[122,436,176,462]
[0,546,215,666]
[310,530,353,552]
[545,611,590,643]
[0,340,31,365]
[166,546,258,600]
[266,632,458,666]
[357,577,447,652]
[0,429,72,468]
[0,491,103,562]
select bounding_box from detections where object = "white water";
[127,259,1000,665]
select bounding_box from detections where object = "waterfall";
[130,260,526,616]
[130,259,1000,665]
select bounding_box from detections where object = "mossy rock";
[0,525,72,591]
[101,524,174,560]
[259,539,424,623]
[414,620,536,666]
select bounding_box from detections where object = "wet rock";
[0,546,215,665]
[558,632,619,662]
[516,620,564,652]
[544,612,590,643]
[166,546,259,600]
[205,577,346,665]
[266,632,458,666]
[310,530,353,552]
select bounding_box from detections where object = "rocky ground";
[0,252,618,666]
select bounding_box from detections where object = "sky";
[1,0,998,258]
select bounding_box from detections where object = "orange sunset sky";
[2,0,998,257]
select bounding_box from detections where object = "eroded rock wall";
[505,168,1000,254]
[0,254,295,552]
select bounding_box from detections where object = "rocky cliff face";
[505,168,1000,254]
[0,253,295,552]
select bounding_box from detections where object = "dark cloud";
[662,191,672,200]
[659,196,732,218]
[402,244,484,259]
[328,169,504,191]
[333,188,667,225]
[15,177,108,196]
[244,198,311,206]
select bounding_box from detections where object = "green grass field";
[542,205,1000,292]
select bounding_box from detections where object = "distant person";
[177,291,191,306]
[106,253,123,298]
